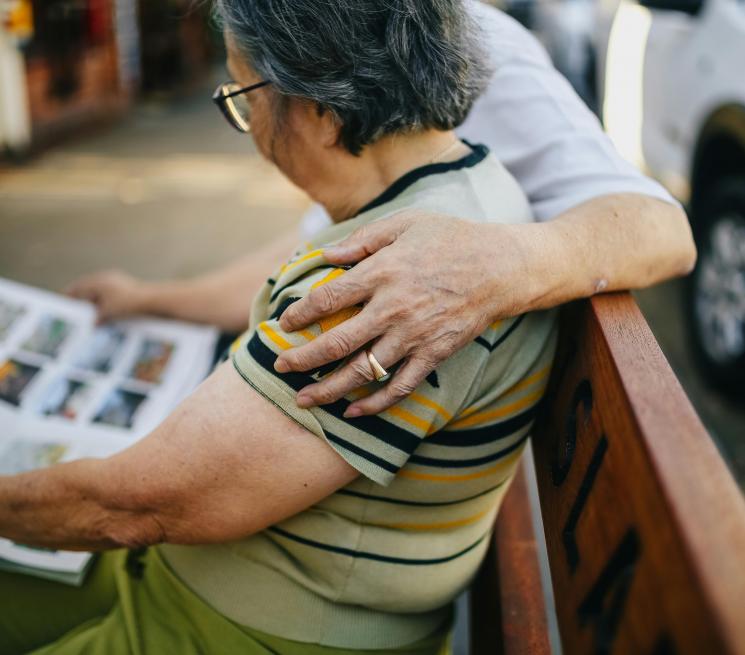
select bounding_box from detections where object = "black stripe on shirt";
[269,297,301,321]
[474,315,525,352]
[268,526,489,565]
[355,142,489,216]
[408,433,529,469]
[231,359,399,475]
[269,265,340,303]
[335,481,506,507]
[246,334,422,454]
[426,406,537,447]
[325,432,399,474]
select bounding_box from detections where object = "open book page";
[0,277,219,584]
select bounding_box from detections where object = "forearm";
[138,227,300,331]
[0,459,159,552]
[503,194,697,316]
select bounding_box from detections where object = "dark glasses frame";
[212,80,272,133]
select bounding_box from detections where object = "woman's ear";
[315,104,342,149]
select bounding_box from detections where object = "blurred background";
[0,0,743,494]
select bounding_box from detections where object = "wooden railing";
[470,293,745,655]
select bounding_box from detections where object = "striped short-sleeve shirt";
[161,143,558,650]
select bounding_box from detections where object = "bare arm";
[66,227,300,332]
[0,362,357,551]
[273,193,696,415]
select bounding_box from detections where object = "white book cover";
[0,277,220,584]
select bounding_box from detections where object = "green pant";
[0,548,450,655]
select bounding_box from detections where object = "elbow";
[100,489,250,548]
[680,237,698,277]
[103,511,169,550]
[92,460,261,548]
[93,479,173,549]
[651,199,698,279]
[674,206,698,276]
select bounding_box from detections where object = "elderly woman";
[0,1,557,654]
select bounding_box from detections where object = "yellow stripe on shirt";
[259,321,294,351]
[398,446,524,482]
[279,249,325,275]
[409,392,453,423]
[385,405,432,434]
[299,328,316,342]
[311,267,345,288]
[501,365,550,398]
[448,388,545,430]
[456,365,550,421]
[371,507,492,531]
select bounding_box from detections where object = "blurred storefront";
[0,0,214,157]
[137,0,214,95]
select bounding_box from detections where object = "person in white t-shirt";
[68,1,695,416]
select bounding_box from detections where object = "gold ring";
[366,349,391,383]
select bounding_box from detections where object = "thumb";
[324,212,412,264]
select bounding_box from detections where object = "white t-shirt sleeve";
[458,1,675,222]
[300,2,676,235]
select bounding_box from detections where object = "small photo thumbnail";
[22,315,72,358]
[38,377,94,421]
[74,326,126,374]
[93,388,147,429]
[128,339,174,384]
[0,299,26,341]
[0,359,42,407]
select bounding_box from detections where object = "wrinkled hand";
[65,270,148,323]
[275,211,530,416]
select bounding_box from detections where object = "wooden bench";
[469,292,745,655]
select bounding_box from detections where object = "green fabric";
[0,549,449,655]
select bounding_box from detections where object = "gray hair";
[215,0,491,154]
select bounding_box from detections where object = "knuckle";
[325,331,352,361]
[351,224,370,241]
[350,358,374,382]
[427,344,451,364]
[389,379,415,400]
[311,285,339,314]
[312,383,338,405]
[282,349,304,369]
[376,261,400,286]
[417,352,442,372]
[278,307,299,330]
[377,296,407,324]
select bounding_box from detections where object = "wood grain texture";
[470,462,551,655]
[530,293,745,655]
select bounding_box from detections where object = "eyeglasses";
[212,80,271,133]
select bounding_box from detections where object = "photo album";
[0,277,219,585]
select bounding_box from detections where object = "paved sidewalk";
[0,77,307,292]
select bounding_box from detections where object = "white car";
[598,0,745,392]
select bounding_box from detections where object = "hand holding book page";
[0,277,218,585]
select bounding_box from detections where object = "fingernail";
[344,406,362,418]
[274,359,289,373]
